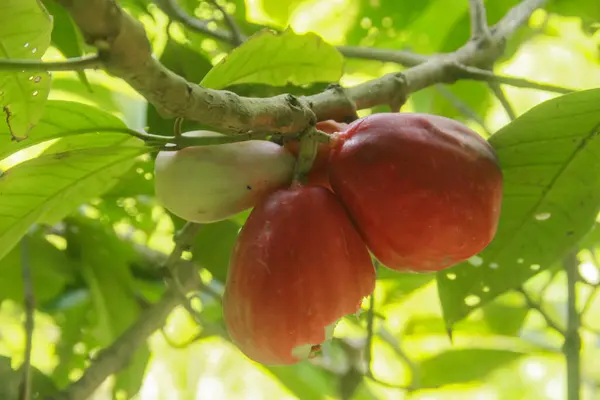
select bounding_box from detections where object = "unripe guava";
[328,113,503,273]
[223,184,376,365]
[154,130,296,223]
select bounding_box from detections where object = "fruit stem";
[174,117,183,138]
[292,127,320,183]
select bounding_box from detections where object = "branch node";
[389,73,409,112]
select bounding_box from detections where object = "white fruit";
[154,131,295,223]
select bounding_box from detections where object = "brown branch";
[488,82,517,120]
[468,0,491,40]
[53,0,549,135]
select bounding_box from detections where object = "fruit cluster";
[154,112,503,365]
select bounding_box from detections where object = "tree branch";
[435,84,490,134]
[488,82,517,120]
[51,225,203,400]
[51,0,549,135]
[154,0,232,43]
[335,46,429,67]
[454,64,574,94]
[206,0,245,46]
[468,0,491,40]
[517,287,565,335]
[492,0,546,39]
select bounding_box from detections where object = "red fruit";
[284,120,348,189]
[223,184,376,365]
[328,113,503,273]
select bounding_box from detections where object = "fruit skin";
[328,112,503,273]
[154,130,295,223]
[284,120,348,189]
[223,184,376,365]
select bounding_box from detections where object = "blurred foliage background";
[1,0,600,399]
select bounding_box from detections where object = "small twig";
[454,64,575,94]
[488,81,517,120]
[207,0,245,46]
[492,0,547,39]
[336,46,430,67]
[162,222,203,323]
[0,55,102,71]
[435,84,490,134]
[581,324,600,336]
[173,117,183,138]
[53,226,204,400]
[564,251,581,400]
[364,374,414,391]
[378,327,421,390]
[539,268,560,300]
[580,286,598,318]
[155,0,232,42]
[468,0,491,40]
[160,326,209,348]
[18,233,34,400]
[517,287,565,335]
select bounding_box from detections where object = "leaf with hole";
[201,28,343,89]
[0,100,132,160]
[0,0,53,138]
[438,88,600,327]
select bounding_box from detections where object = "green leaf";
[377,268,433,306]
[0,144,146,262]
[42,0,91,88]
[103,156,155,199]
[201,29,344,89]
[266,363,337,400]
[68,218,150,397]
[418,349,525,387]
[438,88,600,327]
[0,100,130,160]
[481,299,529,336]
[345,0,464,53]
[251,0,306,27]
[0,231,73,303]
[191,220,241,283]
[0,0,53,138]
[0,356,58,398]
[162,38,214,84]
[51,294,99,388]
